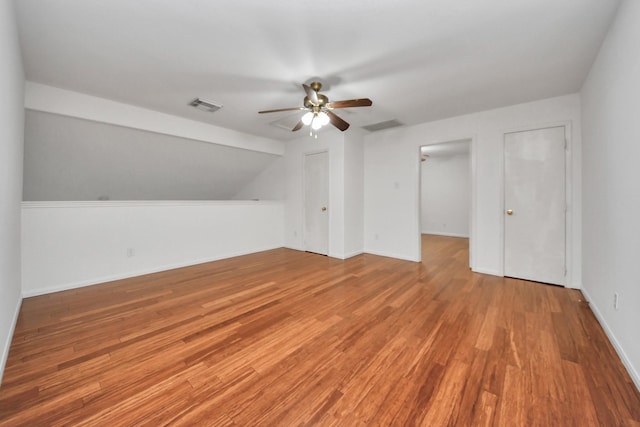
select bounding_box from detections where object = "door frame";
[417,136,477,269]
[303,149,330,255]
[499,121,574,286]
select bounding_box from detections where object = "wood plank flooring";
[1,235,639,426]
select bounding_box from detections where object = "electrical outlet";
[374,233,379,241]
[613,292,619,310]
[126,247,135,258]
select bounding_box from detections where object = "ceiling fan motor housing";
[259,81,372,132]
[304,94,328,110]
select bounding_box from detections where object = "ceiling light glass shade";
[301,111,314,125]
[318,111,330,126]
[311,116,323,130]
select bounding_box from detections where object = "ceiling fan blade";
[258,107,306,114]
[292,120,303,132]
[303,83,319,105]
[327,110,350,131]
[327,98,373,109]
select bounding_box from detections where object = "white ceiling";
[16,0,620,141]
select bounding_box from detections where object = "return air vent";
[361,119,404,132]
[189,98,223,113]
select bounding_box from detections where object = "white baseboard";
[283,247,363,260]
[581,288,640,392]
[22,245,282,298]
[422,231,470,238]
[364,249,421,263]
[471,267,502,277]
[342,250,364,259]
[1,295,22,386]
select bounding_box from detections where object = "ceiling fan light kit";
[259,81,373,137]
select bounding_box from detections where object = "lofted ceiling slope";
[16,0,620,141]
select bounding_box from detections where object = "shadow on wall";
[23,110,285,201]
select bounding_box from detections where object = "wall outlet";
[374,233,379,241]
[126,247,135,258]
[613,292,619,310]
[293,230,297,237]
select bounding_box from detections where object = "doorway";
[419,139,472,265]
[304,151,329,255]
[503,126,566,286]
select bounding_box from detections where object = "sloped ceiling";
[16,0,620,141]
[23,111,280,201]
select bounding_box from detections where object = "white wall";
[232,156,285,201]
[283,127,365,259]
[283,130,346,257]
[421,151,471,237]
[0,0,24,385]
[364,94,582,282]
[0,0,24,386]
[343,129,365,258]
[580,0,640,389]
[22,201,284,296]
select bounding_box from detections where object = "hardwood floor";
[1,235,639,426]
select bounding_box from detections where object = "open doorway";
[419,139,472,266]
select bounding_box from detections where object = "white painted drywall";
[343,129,365,258]
[580,0,640,389]
[21,201,284,296]
[364,94,582,281]
[23,110,281,201]
[232,157,285,201]
[0,0,24,384]
[283,127,365,259]
[24,82,285,155]
[283,129,349,258]
[421,150,471,237]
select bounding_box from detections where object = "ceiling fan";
[259,82,372,134]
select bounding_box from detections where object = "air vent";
[189,98,223,113]
[362,119,404,132]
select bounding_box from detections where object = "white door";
[504,126,566,285]
[304,151,329,255]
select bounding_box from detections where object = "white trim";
[22,245,282,298]
[21,200,281,209]
[0,296,22,385]
[472,267,502,277]
[422,231,470,238]
[581,288,640,392]
[328,250,365,260]
[342,250,364,259]
[365,249,421,263]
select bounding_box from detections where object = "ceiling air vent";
[362,119,404,132]
[189,98,223,113]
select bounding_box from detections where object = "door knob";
[322,207,327,212]
[506,209,513,215]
